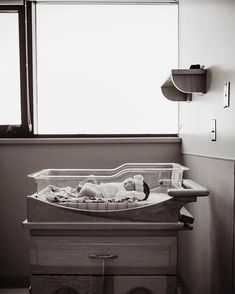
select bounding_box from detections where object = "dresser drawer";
[31,275,176,294]
[105,275,176,294]
[30,236,177,275]
[31,275,99,294]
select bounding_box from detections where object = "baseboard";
[0,290,29,294]
[0,276,30,289]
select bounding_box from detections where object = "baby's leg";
[76,175,98,192]
[77,183,99,198]
[82,176,98,185]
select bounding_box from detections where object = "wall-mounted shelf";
[161,69,207,101]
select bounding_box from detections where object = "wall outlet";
[211,119,216,141]
[223,82,230,108]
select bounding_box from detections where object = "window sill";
[0,137,181,145]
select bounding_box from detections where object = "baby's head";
[123,175,150,200]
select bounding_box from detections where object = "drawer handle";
[88,253,119,260]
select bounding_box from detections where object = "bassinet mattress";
[38,191,172,211]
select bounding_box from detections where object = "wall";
[0,139,181,287]
[179,155,234,294]
[179,0,235,293]
[179,0,235,159]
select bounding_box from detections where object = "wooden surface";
[172,72,207,94]
[161,69,207,101]
[31,275,176,294]
[30,236,177,275]
[24,199,195,293]
[26,194,194,223]
[171,69,207,75]
[28,228,179,293]
[25,220,184,293]
[31,275,99,294]
[105,276,176,294]
[161,77,192,101]
[23,220,186,231]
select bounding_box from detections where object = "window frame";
[0,5,33,138]
[0,2,179,139]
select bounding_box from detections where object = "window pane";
[0,12,21,125]
[36,4,178,134]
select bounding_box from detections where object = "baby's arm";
[115,190,145,202]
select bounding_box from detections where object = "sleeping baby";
[75,174,150,202]
[47,175,150,203]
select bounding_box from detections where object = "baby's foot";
[76,185,82,193]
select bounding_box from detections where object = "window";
[0,12,21,125]
[0,6,29,137]
[34,3,178,135]
[0,2,178,138]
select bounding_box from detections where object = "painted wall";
[179,155,234,294]
[179,0,235,159]
[178,0,235,293]
[0,141,181,286]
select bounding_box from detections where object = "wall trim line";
[0,137,181,145]
[182,152,235,162]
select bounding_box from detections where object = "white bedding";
[38,187,172,211]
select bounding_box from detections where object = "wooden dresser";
[23,221,190,294]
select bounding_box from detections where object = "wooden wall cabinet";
[161,69,207,101]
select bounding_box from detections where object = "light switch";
[211,119,216,141]
[223,82,230,108]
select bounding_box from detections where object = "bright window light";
[35,4,178,135]
[0,12,21,125]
